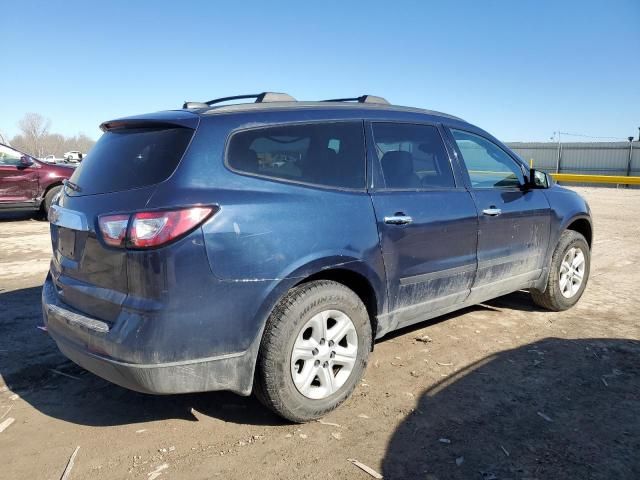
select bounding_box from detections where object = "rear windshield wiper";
[63,179,82,193]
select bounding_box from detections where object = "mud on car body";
[41,92,592,421]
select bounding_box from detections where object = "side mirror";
[529,168,552,189]
[19,156,34,167]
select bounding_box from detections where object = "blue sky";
[1,0,638,142]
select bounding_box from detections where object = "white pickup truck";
[63,151,85,162]
[41,155,79,166]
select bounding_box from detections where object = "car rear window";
[68,127,193,195]
[227,122,365,190]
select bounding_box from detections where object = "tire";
[254,280,372,422]
[531,230,590,311]
[43,185,62,215]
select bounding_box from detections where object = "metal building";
[506,141,639,177]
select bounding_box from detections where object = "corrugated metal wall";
[506,142,640,176]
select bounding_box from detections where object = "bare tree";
[9,135,29,154]
[10,114,96,158]
[71,133,96,154]
[17,113,51,157]
[42,133,66,156]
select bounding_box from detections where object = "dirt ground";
[1,187,639,480]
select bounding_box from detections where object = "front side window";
[0,145,23,166]
[371,123,455,189]
[451,129,524,188]
[227,122,365,189]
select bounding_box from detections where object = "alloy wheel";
[559,247,586,298]
[290,309,359,399]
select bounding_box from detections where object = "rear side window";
[450,129,524,188]
[68,127,193,195]
[372,123,455,189]
[227,122,365,189]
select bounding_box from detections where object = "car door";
[446,128,551,303]
[367,122,478,329]
[0,145,38,204]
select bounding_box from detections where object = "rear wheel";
[43,185,62,215]
[531,230,590,311]
[254,280,371,422]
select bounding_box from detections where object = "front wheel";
[254,280,371,422]
[531,230,590,311]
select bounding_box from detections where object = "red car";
[0,143,75,214]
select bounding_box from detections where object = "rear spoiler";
[100,111,199,132]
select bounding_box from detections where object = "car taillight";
[98,206,217,249]
[130,207,214,248]
[98,214,129,247]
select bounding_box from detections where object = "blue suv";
[42,92,592,421]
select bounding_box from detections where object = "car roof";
[195,101,465,123]
[176,92,468,124]
[102,102,472,134]
[104,92,471,129]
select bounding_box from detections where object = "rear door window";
[371,123,455,189]
[68,127,194,195]
[227,122,365,189]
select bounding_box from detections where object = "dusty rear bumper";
[54,335,250,395]
[42,277,255,396]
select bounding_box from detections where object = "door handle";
[482,207,502,216]
[384,215,413,225]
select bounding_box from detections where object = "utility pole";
[554,131,562,173]
[627,136,634,178]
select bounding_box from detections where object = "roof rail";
[322,95,389,105]
[182,92,296,109]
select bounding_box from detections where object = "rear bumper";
[42,277,256,395]
[54,335,250,395]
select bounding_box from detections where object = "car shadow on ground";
[382,337,640,480]
[486,289,551,313]
[380,290,548,343]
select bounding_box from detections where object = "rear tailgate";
[49,115,197,323]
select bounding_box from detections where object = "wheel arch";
[534,213,593,293]
[565,216,593,247]
[42,180,64,196]
[40,181,64,209]
[294,267,380,348]
[251,258,385,368]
